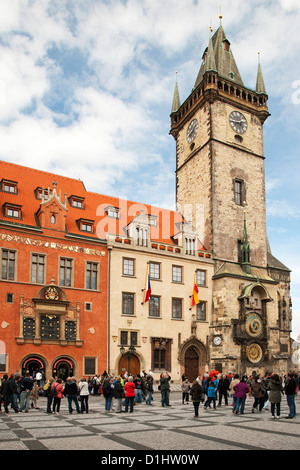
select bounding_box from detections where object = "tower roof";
[256,55,266,94]
[195,24,244,88]
[171,72,181,113]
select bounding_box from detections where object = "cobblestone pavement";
[0,391,299,451]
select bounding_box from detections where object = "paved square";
[0,391,299,451]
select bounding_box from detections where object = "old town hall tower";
[170,21,292,375]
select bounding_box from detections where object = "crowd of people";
[182,370,299,419]
[0,368,299,420]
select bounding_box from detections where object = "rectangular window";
[234,180,242,205]
[59,258,73,287]
[40,315,60,340]
[84,357,96,376]
[172,298,182,319]
[0,354,7,372]
[86,262,99,290]
[122,293,135,315]
[149,296,160,317]
[23,317,35,339]
[81,223,92,232]
[123,258,134,276]
[149,262,160,280]
[6,293,14,303]
[31,254,45,284]
[154,349,166,370]
[3,182,17,193]
[120,331,138,347]
[172,265,182,283]
[196,270,206,287]
[197,301,206,321]
[65,321,76,341]
[2,249,16,281]
[6,207,20,218]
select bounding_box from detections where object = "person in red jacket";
[124,376,135,413]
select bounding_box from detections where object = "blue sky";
[0,0,299,340]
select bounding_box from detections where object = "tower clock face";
[229,111,248,134]
[186,119,198,143]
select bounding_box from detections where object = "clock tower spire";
[170,22,270,266]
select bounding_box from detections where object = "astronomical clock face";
[246,343,263,364]
[246,314,263,337]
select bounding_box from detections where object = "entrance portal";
[184,346,199,382]
[53,358,74,381]
[22,356,45,378]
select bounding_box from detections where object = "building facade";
[0,161,109,380]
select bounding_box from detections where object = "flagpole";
[141,263,149,305]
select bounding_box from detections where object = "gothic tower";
[170,21,292,375]
[170,23,269,267]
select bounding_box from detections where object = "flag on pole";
[143,264,151,303]
[191,272,199,307]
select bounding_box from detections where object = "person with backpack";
[44,377,55,413]
[51,378,64,413]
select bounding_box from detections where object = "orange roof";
[0,160,205,249]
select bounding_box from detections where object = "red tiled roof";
[0,160,205,249]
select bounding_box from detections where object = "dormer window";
[223,39,230,52]
[150,216,157,227]
[105,206,120,219]
[69,195,85,209]
[3,203,22,219]
[1,179,17,194]
[35,188,49,200]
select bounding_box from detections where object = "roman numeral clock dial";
[186,119,198,143]
[229,111,248,134]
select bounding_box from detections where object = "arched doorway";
[179,337,207,381]
[118,354,140,377]
[21,356,46,378]
[52,358,74,381]
[184,347,199,382]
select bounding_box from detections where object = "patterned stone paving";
[0,392,299,452]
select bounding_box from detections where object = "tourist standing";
[218,374,230,406]
[251,375,265,413]
[114,376,124,413]
[52,378,64,413]
[233,376,249,415]
[181,378,190,404]
[65,377,80,414]
[145,374,154,405]
[102,377,114,411]
[44,377,54,413]
[268,374,283,419]
[190,380,203,417]
[78,378,89,413]
[124,376,135,413]
[204,381,217,410]
[284,372,297,419]
[19,372,34,413]
[160,373,171,407]
[2,374,19,414]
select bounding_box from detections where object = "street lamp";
[120,341,136,376]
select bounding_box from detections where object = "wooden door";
[184,347,199,382]
[118,354,140,377]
